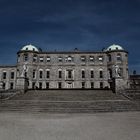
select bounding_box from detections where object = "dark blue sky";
[0,0,140,73]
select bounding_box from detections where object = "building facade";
[0,44,129,90]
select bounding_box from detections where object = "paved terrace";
[0,112,140,140]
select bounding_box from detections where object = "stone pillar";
[16,77,28,92]
[115,78,127,94]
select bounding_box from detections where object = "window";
[66,56,73,62]
[33,54,37,62]
[91,82,94,89]
[39,70,43,79]
[58,70,62,78]
[3,72,7,79]
[46,82,49,89]
[32,82,36,89]
[17,54,20,62]
[24,54,28,61]
[10,83,14,89]
[89,56,94,62]
[46,70,50,79]
[25,72,27,78]
[11,72,15,79]
[100,82,103,89]
[46,56,51,62]
[108,69,112,79]
[108,54,112,62]
[118,68,123,77]
[81,56,86,62]
[68,70,72,79]
[39,82,42,89]
[39,56,44,62]
[82,82,85,89]
[33,70,36,79]
[117,54,122,61]
[2,82,5,89]
[58,57,63,62]
[91,70,94,78]
[99,70,103,78]
[58,82,62,89]
[82,70,85,78]
[98,56,103,62]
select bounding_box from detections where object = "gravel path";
[0,112,140,140]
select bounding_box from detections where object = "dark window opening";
[58,82,62,89]
[3,72,7,79]
[11,72,15,79]
[24,54,28,61]
[100,82,103,89]
[91,82,94,89]
[10,83,14,89]
[100,71,103,78]
[46,82,49,89]
[39,71,43,79]
[82,82,85,89]
[33,55,37,62]
[39,82,42,89]
[33,70,36,78]
[91,70,94,78]
[68,70,72,79]
[108,54,112,62]
[32,82,36,89]
[3,83,5,89]
[82,70,85,78]
[59,71,62,78]
[46,71,50,79]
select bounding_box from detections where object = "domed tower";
[105,44,129,92]
[16,44,39,89]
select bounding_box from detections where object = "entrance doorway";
[67,82,73,89]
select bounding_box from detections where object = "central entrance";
[66,82,73,88]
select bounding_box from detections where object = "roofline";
[106,50,128,54]
[17,50,108,54]
[0,65,17,68]
[17,50,128,54]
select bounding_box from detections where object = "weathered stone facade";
[0,44,129,91]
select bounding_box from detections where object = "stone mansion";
[0,44,129,91]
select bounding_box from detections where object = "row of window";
[107,53,123,62]
[32,82,104,89]
[33,70,104,79]
[1,72,15,80]
[22,54,103,63]
[2,81,105,90]
[20,53,124,63]
[1,82,14,90]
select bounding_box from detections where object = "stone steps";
[11,90,125,101]
[0,100,140,113]
[0,89,139,113]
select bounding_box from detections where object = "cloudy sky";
[0,0,140,73]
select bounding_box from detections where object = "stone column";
[16,77,28,93]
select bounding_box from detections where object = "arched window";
[17,54,20,62]
[24,54,28,61]
[81,69,85,78]
[46,69,50,79]
[90,69,94,78]
[108,54,112,62]
[99,69,103,78]
[117,53,122,61]
[39,69,43,79]
[58,69,62,78]
[33,54,37,62]
[32,70,36,79]
[108,69,112,79]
